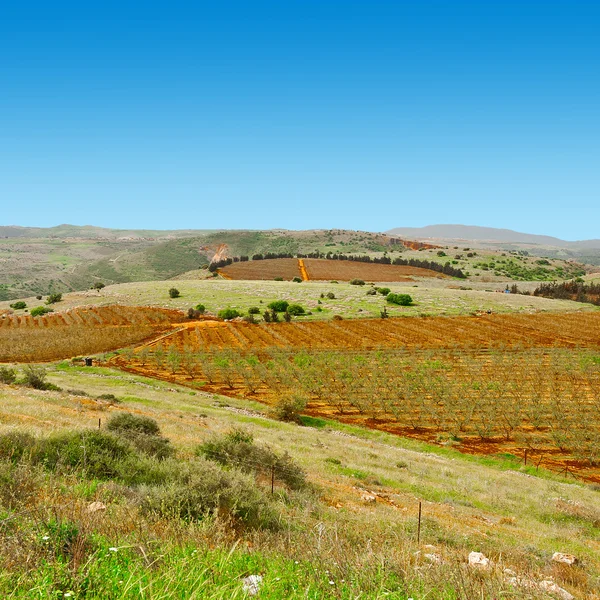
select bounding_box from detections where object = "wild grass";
[0,366,599,597]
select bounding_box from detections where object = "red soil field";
[134,311,600,353]
[0,305,187,362]
[303,258,448,281]
[218,258,447,281]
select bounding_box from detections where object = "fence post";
[417,501,422,544]
[98,418,101,430]
[271,465,275,494]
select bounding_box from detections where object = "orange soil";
[219,258,301,280]
[219,258,448,281]
[139,311,600,352]
[298,258,309,281]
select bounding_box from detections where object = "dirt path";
[298,258,309,281]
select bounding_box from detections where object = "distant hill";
[386,224,600,251]
[0,226,395,300]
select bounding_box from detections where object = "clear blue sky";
[1,1,599,239]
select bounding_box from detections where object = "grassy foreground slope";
[0,364,598,598]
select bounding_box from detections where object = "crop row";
[117,345,600,466]
[0,306,185,362]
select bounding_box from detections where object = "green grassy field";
[2,278,596,322]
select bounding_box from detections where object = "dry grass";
[0,366,599,597]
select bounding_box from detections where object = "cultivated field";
[110,312,600,480]
[219,258,447,282]
[0,305,185,362]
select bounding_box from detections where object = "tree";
[387,293,413,306]
[169,288,180,298]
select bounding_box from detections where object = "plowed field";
[0,305,186,362]
[219,258,446,281]
[125,311,600,352]
[303,258,448,281]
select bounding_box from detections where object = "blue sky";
[1,1,599,239]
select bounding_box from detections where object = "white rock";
[468,551,490,569]
[539,579,574,600]
[552,552,578,565]
[241,575,263,596]
[361,494,377,503]
[87,501,107,513]
[424,553,442,564]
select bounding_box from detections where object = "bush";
[349,279,365,286]
[218,308,242,320]
[287,304,305,316]
[0,431,37,462]
[35,430,132,479]
[292,276,302,283]
[248,306,261,315]
[0,366,17,384]
[168,288,180,298]
[46,293,62,304]
[377,287,391,296]
[263,310,271,323]
[92,282,105,290]
[273,277,284,281]
[36,295,42,300]
[326,292,335,299]
[366,288,377,296]
[140,457,278,528]
[267,300,289,312]
[195,303,206,314]
[30,306,53,317]
[283,311,292,322]
[22,365,50,390]
[271,394,307,425]
[107,413,161,437]
[187,308,202,319]
[437,251,447,257]
[9,301,26,310]
[387,293,413,306]
[197,428,306,490]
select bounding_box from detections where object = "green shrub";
[0,366,17,384]
[9,301,26,310]
[267,300,289,312]
[218,308,242,320]
[30,306,53,317]
[287,304,305,316]
[46,293,62,304]
[283,311,292,322]
[292,276,302,283]
[35,430,132,479]
[22,365,50,390]
[197,428,306,490]
[92,282,105,290]
[326,292,335,299]
[271,394,307,425]
[140,458,278,528]
[248,306,261,315]
[168,288,180,298]
[107,413,161,437]
[349,279,365,286]
[187,307,202,319]
[377,287,391,296]
[194,303,206,313]
[273,277,284,281]
[387,293,413,306]
[107,415,173,459]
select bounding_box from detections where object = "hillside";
[387,224,600,266]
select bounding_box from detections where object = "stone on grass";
[87,502,107,513]
[552,552,578,565]
[241,575,263,596]
[468,551,490,569]
[539,579,574,600]
[361,493,376,503]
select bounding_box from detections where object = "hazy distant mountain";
[386,225,600,249]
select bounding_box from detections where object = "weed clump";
[0,366,17,384]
